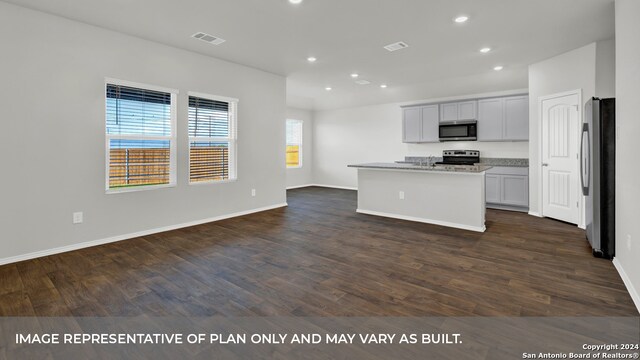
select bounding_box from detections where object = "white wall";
[596,38,616,98]
[614,0,640,311]
[0,3,286,262]
[286,107,313,188]
[528,40,615,216]
[527,43,597,216]
[314,90,530,189]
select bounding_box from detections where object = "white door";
[541,93,580,224]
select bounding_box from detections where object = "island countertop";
[348,162,492,173]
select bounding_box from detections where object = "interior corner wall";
[286,107,313,188]
[527,43,597,215]
[614,0,640,311]
[596,38,616,98]
[0,2,287,263]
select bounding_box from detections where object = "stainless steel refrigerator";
[581,97,615,259]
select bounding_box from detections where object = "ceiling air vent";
[192,32,226,45]
[355,80,371,85]
[384,41,409,52]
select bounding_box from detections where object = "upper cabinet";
[402,105,439,143]
[402,107,421,143]
[401,94,528,143]
[440,100,477,122]
[477,95,529,141]
[477,98,505,141]
[503,96,529,140]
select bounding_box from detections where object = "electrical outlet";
[251,189,256,197]
[627,234,632,251]
[399,191,405,200]
[73,212,83,224]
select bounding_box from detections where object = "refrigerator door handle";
[580,123,590,195]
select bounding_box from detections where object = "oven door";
[439,121,477,141]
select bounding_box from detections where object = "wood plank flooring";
[0,187,637,316]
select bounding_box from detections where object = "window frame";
[187,91,239,185]
[286,119,303,169]
[104,78,178,194]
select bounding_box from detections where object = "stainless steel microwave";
[439,120,477,141]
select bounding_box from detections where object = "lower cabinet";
[485,166,529,211]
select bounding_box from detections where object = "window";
[286,119,303,168]
[105,79,177,192]
[188,92,238,183]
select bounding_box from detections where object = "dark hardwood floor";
[0,187,637,317]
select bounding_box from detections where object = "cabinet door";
[503,96,529,141]
[477,98,504,141]
[501,175,529,207]
[420,105,439,142]
[485,175,501,204]
[458,101,477,120]
[402,107,421,143]
[440,103,458,122]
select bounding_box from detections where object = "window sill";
[106,183,176,194]
[189,178,238,186]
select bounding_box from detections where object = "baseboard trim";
[528,211,542,217]
[286,184,314,190]
[487,204,529,213]
[613,258,640,314]
[0,203,288,266]
[356,208,486,233]
[311,184,358,191]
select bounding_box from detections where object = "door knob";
[542,163,549,167]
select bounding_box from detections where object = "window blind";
[106,83,175,190]
[188,95,236,183]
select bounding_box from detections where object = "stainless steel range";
[435,150,480,166]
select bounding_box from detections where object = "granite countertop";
[477,158,529,167]
[348,162,492,173]
[402,156,528,167]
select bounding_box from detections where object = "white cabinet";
[477,95,529,141]
[501,175,529,207]
[485,166,529,211]
[401,95,527,143]
[485,175,501,203]
[477,98,504,141]
[440,103,458,122]
[420,105,439,142]
[458,101,477,120]
[440,101,477,122]
[402,107,421,143]
[504,96,529,140]
[402,105,439,143]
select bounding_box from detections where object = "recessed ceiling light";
[480,47,491,53]
[289,0,302,4]
[350,73,359,78]
[325,87,332,91]
[494,65,504,71]
[307,57,317,63]
[380,84,388,88]
[454,15,469,23]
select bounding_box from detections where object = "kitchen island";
[348,163,491,232]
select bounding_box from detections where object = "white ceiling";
[4,0,615,110]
